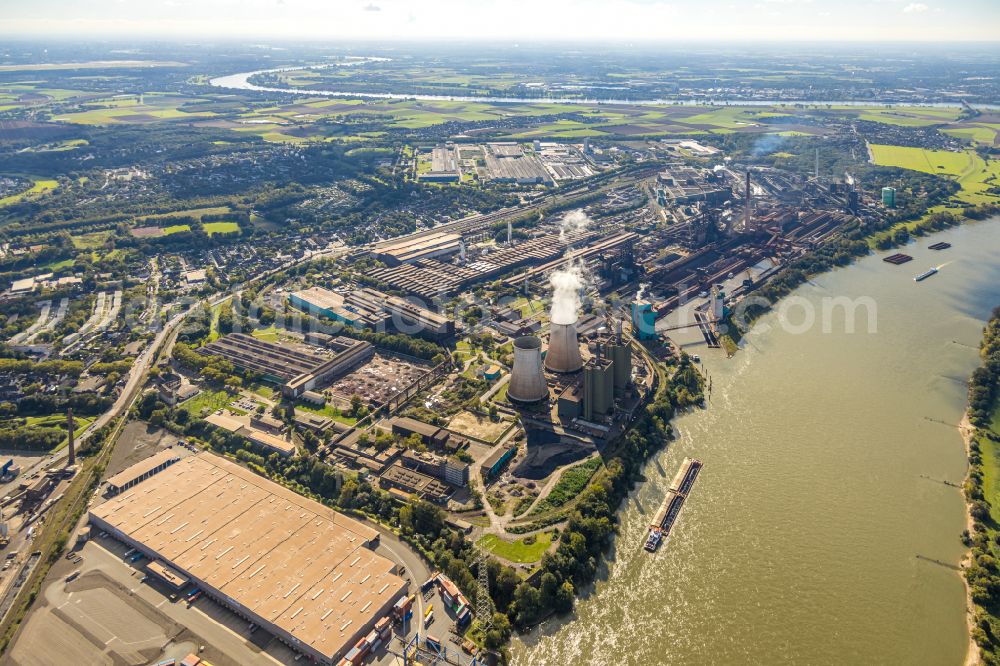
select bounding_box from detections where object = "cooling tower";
[545,321,584,374]
[508,336,548,404]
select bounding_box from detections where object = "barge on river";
[644,457,702,553]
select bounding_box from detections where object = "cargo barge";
[644,458,702,553]
[883,253,913,265]
[929,242,951,251]
[914,267,938,282]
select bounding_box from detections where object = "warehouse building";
[104,449,182,496]
[199,333,374,399]
[289,286,454,339]
[371,232,462,266]
[90,453,407,665]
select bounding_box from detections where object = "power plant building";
[583,356,614,421]
[89,453,407,665]
[632,301,657,340]
[508,336,549,404]
[546,321,584,374]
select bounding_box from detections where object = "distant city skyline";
[3,0,1000,42]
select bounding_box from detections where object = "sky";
[2,0,1000,42]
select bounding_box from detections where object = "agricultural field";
[869,144,1000,205]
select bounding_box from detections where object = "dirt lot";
[447,411,511,443]
[102,421,183,481]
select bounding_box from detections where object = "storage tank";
[508,336,548,404]
[545,321,584,373]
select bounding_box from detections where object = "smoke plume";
[636,282,650,302]
[559,209,591,243]
[549,259,588,326]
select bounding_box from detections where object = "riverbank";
[961,305,1000,665]
[961,410,982,666]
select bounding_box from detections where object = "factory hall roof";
[90,453,404,662]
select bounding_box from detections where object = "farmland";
[869,144,1000,205]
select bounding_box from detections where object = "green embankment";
[477,532,553,564]
[963,306,1000,662]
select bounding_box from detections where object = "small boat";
[914,267,938,282]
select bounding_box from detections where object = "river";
[208,63,997,109]
[511,217,1000,666]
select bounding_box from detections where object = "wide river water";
[511,217,1000,666]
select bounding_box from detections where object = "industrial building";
[198,333,375,399]
[89,453,408,665]
[289,286,455,339]
[399,450,470,487]
[370,232,462,266]
[205,411,297,456]
[483,143,553,185]
[631,301,657,340]
[657,165,729,205]
[418,145,461,183]
[104,449,181,496]
[390,417,450,448]
[364,229,625,300]
[480,445,516,482]
[378,462,451,501]
[289,287,388,329]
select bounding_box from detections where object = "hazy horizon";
[3,0,1000,43]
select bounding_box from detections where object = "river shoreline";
[207,62,1000,109]
[961,410,982,666]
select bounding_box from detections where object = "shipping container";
[375,616,392,640]
[426,635,441,649]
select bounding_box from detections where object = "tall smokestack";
[67,408,75,467]
[508,336,548,404]
[507,220,512,245]
[814,148,820,180]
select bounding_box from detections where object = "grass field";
[179,389,237,418]
[203,221,240,235]
[0,177,58,207]
[162,224,191,235]
[71,230,111,249]
[295,401,358,425]
[138,206,231,221]
[477,532,553,564]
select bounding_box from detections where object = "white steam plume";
[636,282,649,302]
[549,259,588,326]
[559,209,591,243]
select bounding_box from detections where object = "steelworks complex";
[89,452,408,665]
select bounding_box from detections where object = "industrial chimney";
[508,336,548,404]
[545,320,584,373]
